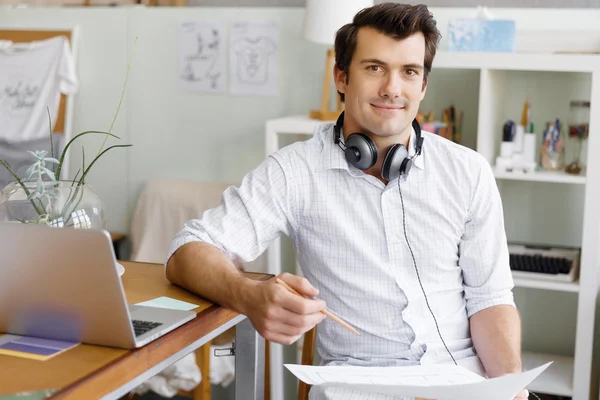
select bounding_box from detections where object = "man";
[166,3,528,399]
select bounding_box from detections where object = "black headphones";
[333,111,424,181]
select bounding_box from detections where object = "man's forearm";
[469,304,522,378]
[166,242,257,314]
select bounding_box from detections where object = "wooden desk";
[1,261,269,399]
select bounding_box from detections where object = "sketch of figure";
[232,36,277,85]
[181,28,222,89]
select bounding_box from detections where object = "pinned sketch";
[179,20,227,92]
[229,21,278,96]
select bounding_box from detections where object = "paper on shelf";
[285,361,552,400]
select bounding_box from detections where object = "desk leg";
[235,318,265,400]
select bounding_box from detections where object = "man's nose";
[380,74,402,99]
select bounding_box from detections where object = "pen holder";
[540,120,565,171]
[540,141,565,171]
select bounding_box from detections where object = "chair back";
[298,327,317,400]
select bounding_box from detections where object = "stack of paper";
[285,362,552,400]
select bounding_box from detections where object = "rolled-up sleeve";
[165,154,295,267]
[460,157,515,317]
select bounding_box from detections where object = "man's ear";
[333,64,347,97]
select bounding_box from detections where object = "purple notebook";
[0,335,79,360]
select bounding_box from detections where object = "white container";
[523,133,537,164]
[514,125,525,153]
[500,141,514,158]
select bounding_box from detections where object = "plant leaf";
[47,107,55,172]
[81,146,85,184]
[45,157,60,164]
[0,157,45,216]
[97,35,137,157]
[71,168,81,187]
[78,144,132,184]
[42,167,56,181]
[24,164,36,180]
[55,130,121,180]
[27,191,42,201]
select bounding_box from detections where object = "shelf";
[493,169,586,184]
[434,51,600,72]
[512,273,579,293]
[522,352,574,397]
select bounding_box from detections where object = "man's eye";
[406,69,417,76]
[368,65,381,72]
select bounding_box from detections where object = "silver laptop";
[0,223,196,349]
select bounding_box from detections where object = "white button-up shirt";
[167,122,515,368]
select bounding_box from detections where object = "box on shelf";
[448,19,516,52]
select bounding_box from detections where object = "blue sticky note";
[136,296,198,311]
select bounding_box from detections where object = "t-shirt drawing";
[233,36,276,85]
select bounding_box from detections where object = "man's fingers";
[263,298,326,329]
[277,286,326,315]
[265,318,320,337]
[279,273,320,297]
[262,331,303,346]
[277,308,326,329]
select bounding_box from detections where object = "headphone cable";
[397,178,457,366]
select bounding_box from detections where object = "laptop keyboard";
[132,319,163,337]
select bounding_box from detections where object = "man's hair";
[334,3,441,101]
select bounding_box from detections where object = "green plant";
[0,40,136,226]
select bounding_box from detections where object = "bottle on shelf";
[565,100,590,175]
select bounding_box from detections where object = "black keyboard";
[509,253,572,275]
[508,242,580,281]
[132,319,163,337]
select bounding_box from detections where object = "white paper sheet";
[285,362,552,400]
[179,20,227,93]
[229,20,278,96]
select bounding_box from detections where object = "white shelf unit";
[494,169,586,184]
[512,273,580,293]
[265,51,600,400]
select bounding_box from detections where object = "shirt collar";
[318,123,425,173]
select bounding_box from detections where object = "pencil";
[275,278,360,336]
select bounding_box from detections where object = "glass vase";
[0,180,107,229]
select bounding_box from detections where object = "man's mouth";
[371,104,405,111]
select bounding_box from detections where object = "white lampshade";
[303,0,374,46]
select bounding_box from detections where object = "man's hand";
[242,273,326,345]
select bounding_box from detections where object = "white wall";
[3,6,600,234]
[0,6,328,234]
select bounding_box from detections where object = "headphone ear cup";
[400,158,413,176]
[345,133,378,170]
[381,144,409,181]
